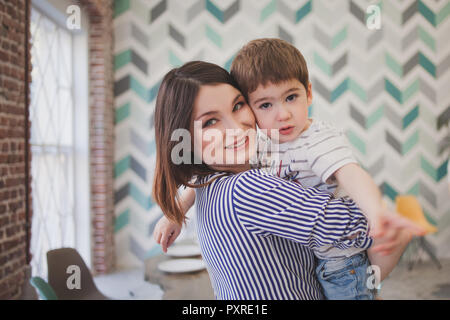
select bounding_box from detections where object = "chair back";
[47,248,108,300]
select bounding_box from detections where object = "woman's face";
[191,83,257,173]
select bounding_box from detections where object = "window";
[29,0,90,277]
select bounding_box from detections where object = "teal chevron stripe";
[260,0,277,22]
[130,76,147,101]
[407,182,420,196]
[224,53,236,72]
[366,105,384,129]
[115,102,130,124]
[385,78,419,104]
[418,0,450,27]
[418,26,435,51]
[130,183,154,210]
[386,52,437,78]
[206,0,224,22]
[115,156,130,178]
[296,0,312,23]
[386,53,403,77]
[402,105,419,129]
[331,26,347,50]
[114,0,130,18]
[115,50,131,71]
[206,24,222,47]
[331,78,348,102]
[314,52,331,76]
[149,81,161,102]
[421,156,448,182]
[169,50,183,67]
[419,52,436,77]
[346,129,366,155]
[348,79,367,102]
[403,130,419,154]
[114,209,130,233]
[382,182,398,201]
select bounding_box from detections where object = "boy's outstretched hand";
[370,210,427,256]
[153,215,182,253]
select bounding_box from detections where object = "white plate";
[166,245,201,257]
[157,259,206,274]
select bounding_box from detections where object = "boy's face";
[248,79,313,143]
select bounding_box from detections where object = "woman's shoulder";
[232,169,285,192]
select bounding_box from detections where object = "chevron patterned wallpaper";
[112,0,450,268]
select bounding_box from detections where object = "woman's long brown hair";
[152,61,240,225]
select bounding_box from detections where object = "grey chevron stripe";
[169,24,185,47]
[114,75,130,97]
[187,0,205,21]
[131,50,148,74]
[223,0,240,23]
[130,235,146,261]
[131,23,149,48]
[332,52,347,75]
[278,25,293,44]
[115,183,130,205]
[437,105,450,130]
[420,181,437,208]
[311,77,331,101]
[384,104,404,129]
[130,129,152,157]
[150,0,167,23]
[419,78,437,103]
[367,29,383,50]
[401,1,417,25]
[437,54,450,78]
[367,79,384,102]
[349,103,366,128]
[366,156,384,177]
[385,130,402,154]
[130,156,147,181]
[349,0,365,25]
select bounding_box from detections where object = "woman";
[152,61,423,299]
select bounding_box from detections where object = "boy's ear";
[307,82,313,104]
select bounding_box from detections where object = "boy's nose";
[277,105,292,121]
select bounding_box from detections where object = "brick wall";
[80,0,115,275]
[0,0,115,299]
[0,0,31,300]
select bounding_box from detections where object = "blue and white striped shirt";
[195,169,372,300]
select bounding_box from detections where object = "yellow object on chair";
[395,195,438,234]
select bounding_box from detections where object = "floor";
[379,259,450,300]
[94,267,163,300]
[93,259,450,300]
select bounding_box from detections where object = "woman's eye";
[286,94,298,102]
[203,119,217,128]
[233,102,244,112]
[259,102,271,110]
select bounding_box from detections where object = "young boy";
[154,38,401,299]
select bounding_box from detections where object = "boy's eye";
[286,94,298,102]
[203,119,217,128]
[233,102,244,112]
[259,102,271,110]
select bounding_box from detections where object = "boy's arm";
[333,163,383,235]
[153,187,196,252]
[178,187,196,215]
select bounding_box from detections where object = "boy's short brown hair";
[230,38,309,100]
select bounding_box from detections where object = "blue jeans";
[316,251,374,300]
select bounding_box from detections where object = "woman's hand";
[153,216,182,253]
[370,211,426,256]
